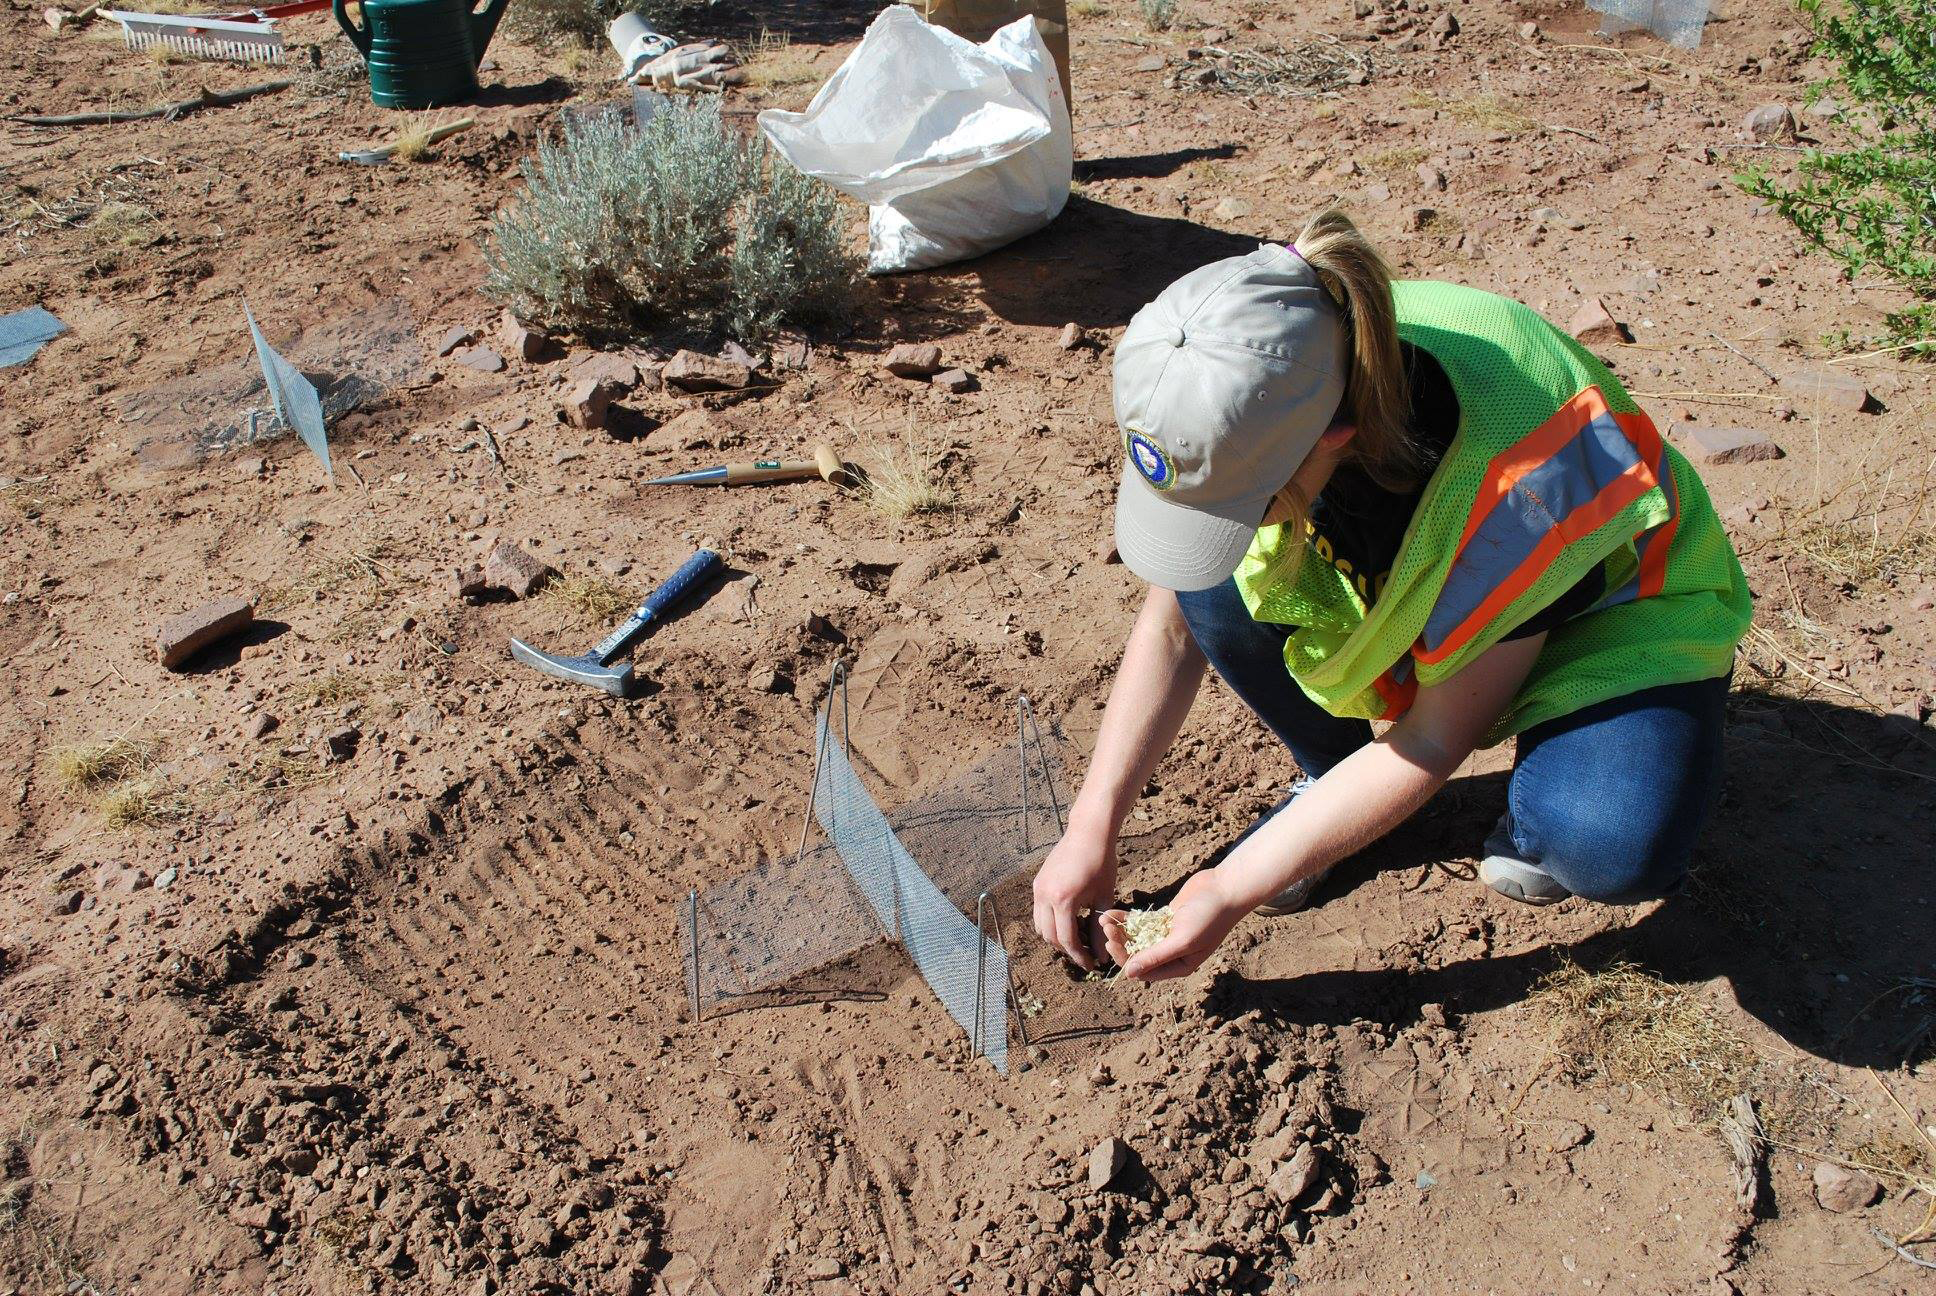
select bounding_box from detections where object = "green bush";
[1736,0,1936,353]
[482,98,858,343]
[1137,0,1178,30]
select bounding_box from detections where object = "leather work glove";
[633,41,741,91]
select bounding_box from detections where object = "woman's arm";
[1116,631,1548,980]
[1032,587,1208,969]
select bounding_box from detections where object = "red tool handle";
[215,0,331,23]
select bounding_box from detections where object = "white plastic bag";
[757,4,1071,274]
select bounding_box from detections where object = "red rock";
[882,343,944,379]
[1569,297,1632,347]
[570,353,639,391]
[1267,1143,1321,1204]
[1744,103,1797,143]
[500,311,549,362]
[320,726,360,764]
[484,543,554,599]
[563,377,621,431]
[453,566,488,600]
[454,346,505,374]
[1812,1161,1879,1212]
[435,326,474,357]
[1779,368,1871,413]
[1685,427,1784,464]
[157,595,254,669]
[663,350,752,393]
[932,368,977,394]
[248,712,279,739]
[1415,162,1446,192]
[1058,322,1087,351]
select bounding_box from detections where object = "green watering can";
[334,0,511,109]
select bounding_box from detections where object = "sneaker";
[1478,814,1571,906]
[1255,779,1325,916]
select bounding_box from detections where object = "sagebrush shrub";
[482,98,857,342]
[1736,0,1935,352]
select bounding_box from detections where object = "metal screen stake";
[973,888,1032,1061]
[687,886,702,1024]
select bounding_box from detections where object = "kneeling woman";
[1032,210,1750,981]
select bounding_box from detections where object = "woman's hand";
[1114,867,1250,982]
[1032,829,1119,971]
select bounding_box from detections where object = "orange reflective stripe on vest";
[1415,386,1668,666]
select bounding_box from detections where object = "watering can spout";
[470,0,509,64]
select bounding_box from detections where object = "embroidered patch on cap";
[1126,430,1175,490]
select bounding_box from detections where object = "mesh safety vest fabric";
[1233,280,1751,746]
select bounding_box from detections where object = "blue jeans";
[1175,579,1728,904]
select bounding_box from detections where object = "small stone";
[1744,103,1797,143]
[563,377,621,431]
[746,666,789,694]
[1057,322,1087,350]
[1213,196,1253,221]
[1364,181,1391,203]
[454,346,505,374]
[248,712,279,740]
[1200,25,1228,42]
[1685,427,1785,465]
[932,368,977,395]
[1805,97,1840,120]
[1518,20,1540,39]
[1569,297,1632,347]
[435,326,474,357]
[1088,1137,1131,1191]
[1036,1193,1071,1228]
[719,339,761,369]
[883,342,944,379]
[1547,1120,1591,1152]
[804,1257,844,1280]
[1333,158,1361,178]
[49,889,82,915]
[1133,53,1166,72]
[484,542,555,599]
[1096,535,1121,565]
[1405,206,1437,231]
[500,311,549,362]
[1779,368,1871,413]
[321,726,360,764]
[1429,11,1457,36]
[157,595,255,670]
[663,350,752,393]
[803,612,843,643]
[570,353,639,391]
[235,455,266,480]
[1266,1143,1321,1204]
[453,566,488,600]
[1812,1161,1879,1212]
[154,866,178,890]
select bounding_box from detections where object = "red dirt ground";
[3,0,1934,1293]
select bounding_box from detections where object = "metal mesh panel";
[121,298,420,464]
[681,683,1069,1073]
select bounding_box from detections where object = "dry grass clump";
[292,672,368,708]
[56,737,153,789]
[1137,0,1176,30]
[88,200,160,248]
[1529,960,1758,1121]
[1070,0,1108,14]
[860,436,956,518]
[740,29,820,90]
[1364,145,1429,175]
[1405,91,1537,134]
[545,573,635,621]
[99,781,193,829]
[388,112,441,163]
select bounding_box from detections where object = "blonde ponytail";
[1292,209,1419,493]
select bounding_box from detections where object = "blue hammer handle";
[592,548,721,664]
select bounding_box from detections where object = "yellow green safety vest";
[1234,280,1751,746]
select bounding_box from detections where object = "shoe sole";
[1479,855,1572,907]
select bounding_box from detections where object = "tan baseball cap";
[1112,244,1347,591]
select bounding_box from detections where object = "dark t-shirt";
[1304,343,1603,641]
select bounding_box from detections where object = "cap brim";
[1114,462,1272,592]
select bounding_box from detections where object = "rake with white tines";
[102,0,329,64]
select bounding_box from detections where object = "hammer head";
[509,638,634,696]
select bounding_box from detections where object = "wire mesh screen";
[681,688,1070,1073]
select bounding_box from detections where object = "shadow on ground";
[1190,695,1936,1072]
